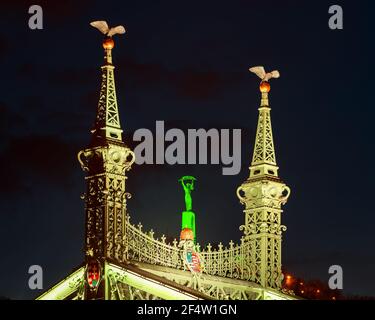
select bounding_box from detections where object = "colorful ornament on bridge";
[180,229,203,275]
[86,259,101,289]
[180,227,194,241]
[185,249,202,273]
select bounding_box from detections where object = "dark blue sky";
[0,0,374,299]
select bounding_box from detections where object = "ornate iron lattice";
[78,144,135,261]
[107,269,162,300]
[236,87,291,289]
[251,106,276,166]
[105,262,296,300]
[95,65,121,130]
[125,219,184,269]
[125,218,255,281]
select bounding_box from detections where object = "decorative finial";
[249,66,280,83]
[90,20,126,64]
[90,20,126,38]
[102,38,115,50]
[259,81,271,93]
[249,66,280,106]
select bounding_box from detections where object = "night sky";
[0,0,374,299]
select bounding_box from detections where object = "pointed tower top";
[89,21,126,145]
[236,67,290,290]
[248,66,280,179]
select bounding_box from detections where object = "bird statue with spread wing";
[90,20,126,37]
[249,66,280,82]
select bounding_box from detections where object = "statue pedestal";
[181,211,196,243]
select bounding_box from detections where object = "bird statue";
[90,20,126,37]
[249,66,280,82]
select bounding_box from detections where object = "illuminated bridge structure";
[37,22,294,301]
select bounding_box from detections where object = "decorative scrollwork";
[280,185,291,204]
[124,149,136,172]
[239,223,256,236]
[77,150,91,172]
[236,186,246,204]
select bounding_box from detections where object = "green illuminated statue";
[179,176,197,243]
[179,176,196,212]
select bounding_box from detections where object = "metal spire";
[90,31,124,144]
[248,66,280,176]
[76,22,135,299]
[236,68,290,289]
[249,80,279,178]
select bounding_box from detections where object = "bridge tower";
[237,78,291,289]
[77,34,135,299]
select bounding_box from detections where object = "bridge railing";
[125,218,183,269]
[125,216,252,281]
